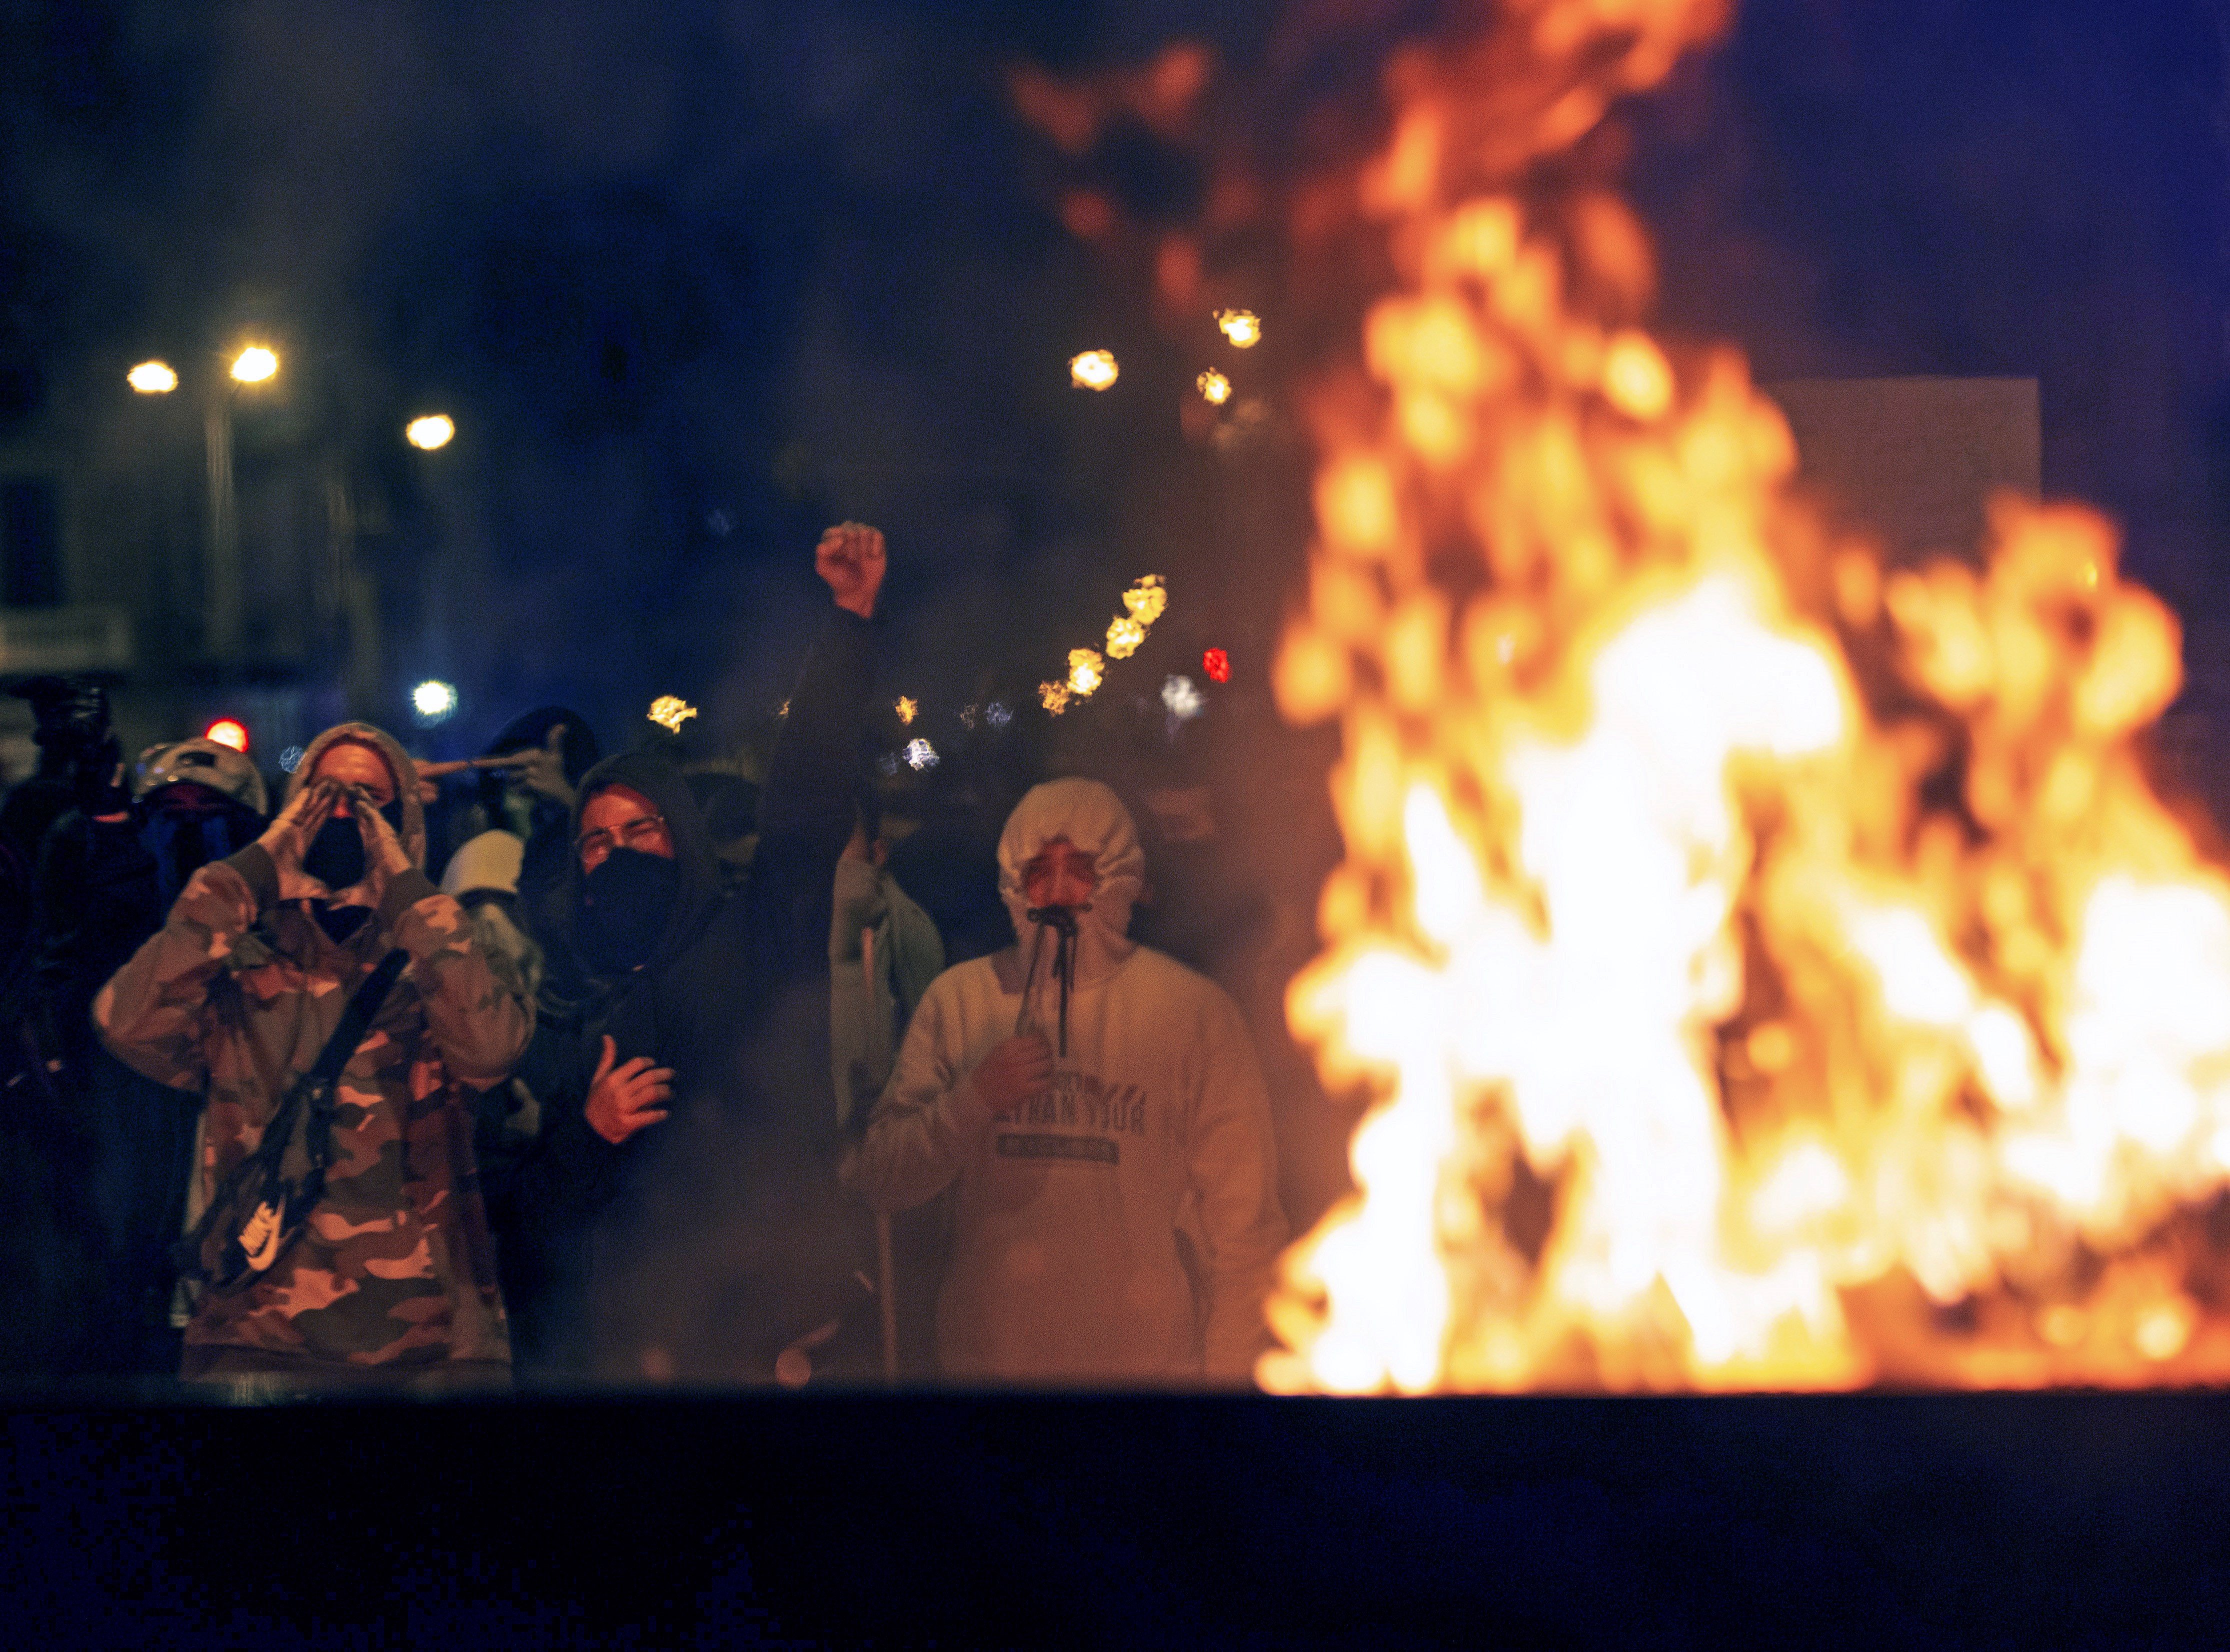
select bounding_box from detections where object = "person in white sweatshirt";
[843,777,1286,1386]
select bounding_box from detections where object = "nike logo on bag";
[240,1200,283,1270]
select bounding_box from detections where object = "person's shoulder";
[925,950,1005,998]
[1123,942,1249,1016]
[1123,942,1221,992]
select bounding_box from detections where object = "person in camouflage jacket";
[94,722,534,1390]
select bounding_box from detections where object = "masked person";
[0,682,134,1376]
[493,524,885,1386]
[94,723,533,1394]
[844,778,1288,1388]
[0,676,124,972]
[20,739,268,1375]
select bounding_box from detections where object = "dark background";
[7,4,2230,1634]
[0,0,2225,1381]
[2,0,2226,740]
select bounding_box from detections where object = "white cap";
[440,828,525,898]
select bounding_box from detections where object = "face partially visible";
[150,781,231,816]
[1021,836,1099,909]
[579,783,674,873]
[312,742,397,812]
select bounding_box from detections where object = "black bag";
[174,948,410,1294]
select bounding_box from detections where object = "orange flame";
[1262,0,2230,1392]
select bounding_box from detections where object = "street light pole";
[203,392,240,658]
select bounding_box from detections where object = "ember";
[1260,0,2230,1393]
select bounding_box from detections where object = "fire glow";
[1259,0,2230,1392]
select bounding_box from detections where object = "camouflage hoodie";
[95,722,534,1370]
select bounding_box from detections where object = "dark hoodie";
[490,610,877,1382]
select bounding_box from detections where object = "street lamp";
[405,414,455,452]
[412,679,458,724]
[126,344,281,657]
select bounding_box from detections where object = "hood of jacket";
[285,721,428,870]
[997,777,1143,990]
[564,748,726,977]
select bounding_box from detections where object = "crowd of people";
[0,524,1289,1396]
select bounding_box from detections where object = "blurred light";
[1124,575,1169,626]
[903,738,940,772]
[1214,309,1261,348]
[647,695,698,733]
[1069,350,1119,391]
[204,718,250,754]
[896,696,918,725]
[959,703,981,730]
[405,414,455,451]
[1203,646,1230,684]
[413,680,459,723]
[985,700,1013,728]
[1067,648,1104,697]
[128,360,178,394]
[1162,674,1204,721]
[1196,369,1231,405]
[1039,682,1072,716]
[1106,616,1146,659]
[278,744,306,774]
[876,751,900,776]
[230,346,279,384]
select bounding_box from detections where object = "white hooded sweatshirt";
[845,778,1286,1386]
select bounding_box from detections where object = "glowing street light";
[128,360,179,394]
[230,346,279,384]
[1069,350,1119,390]
[647,695,698,732]
[412,680,459,723]
[405,414,455,452]
[1214,309,1262,348]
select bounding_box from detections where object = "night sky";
[4,0,2226,746]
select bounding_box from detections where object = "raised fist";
[815,522,886,622]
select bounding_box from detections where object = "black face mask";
[579,848,681,972]
[302,816,365,890]
[300,796,408,892]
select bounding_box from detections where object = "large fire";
[1257,0,2230,1391]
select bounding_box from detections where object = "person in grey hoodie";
[844,778,1287,1388]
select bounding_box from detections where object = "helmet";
[134,739,269,816]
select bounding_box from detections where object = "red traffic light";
[204,718,250,754]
